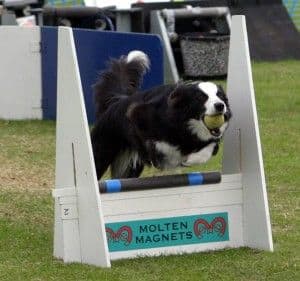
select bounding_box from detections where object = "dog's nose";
[214,102,225,112]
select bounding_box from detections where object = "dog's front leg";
[182,142,218,166]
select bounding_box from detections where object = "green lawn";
[0,61,299,280]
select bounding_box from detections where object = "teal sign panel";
[105,212,229,252]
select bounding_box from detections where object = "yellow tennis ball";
[204,114,225,129]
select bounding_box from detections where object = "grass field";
[0,61,299,280]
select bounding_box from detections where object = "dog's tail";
[93,50,150,117]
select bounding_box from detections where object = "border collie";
[91,50,231,179]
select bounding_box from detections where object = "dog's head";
[167,81,231,141]
[127,81,231,169]
[128,81,231,142]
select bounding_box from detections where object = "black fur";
[91,52,231,179]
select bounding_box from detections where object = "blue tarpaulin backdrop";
[41,27,164,123]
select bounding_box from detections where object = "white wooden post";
[53,27,111,267]
[222,16,273,251]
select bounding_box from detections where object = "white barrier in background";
[53,16,273,268]
[0,27,42,120]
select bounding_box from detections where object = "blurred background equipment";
[42,6,114,30]
[150,5,231,82]
[134,0,300,82]
[0,0,299,86]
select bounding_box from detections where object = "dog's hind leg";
[125,162,144,178]
[91,133,121,180]
[110,150,144,178]
[93,146,118,180]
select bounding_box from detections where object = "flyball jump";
[53,16,273,268]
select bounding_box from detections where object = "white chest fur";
[155,141,216,168]
[155,141,186,168]
[183,142,217,166]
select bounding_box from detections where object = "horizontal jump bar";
[99,172,221,193]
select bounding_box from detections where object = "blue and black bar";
[99,172,221,193]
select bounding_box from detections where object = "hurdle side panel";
[102,179,242,218]
[109,205,243,260]
[102,174,244,260]
[222,16,273,251]
[0,26,42,119]
[54,27,110,267]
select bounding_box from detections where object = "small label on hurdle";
[60,204,78,220]
[53,188,79,220]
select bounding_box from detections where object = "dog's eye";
[195,93,208,104]
[217,91,227,102]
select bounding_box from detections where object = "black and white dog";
[91,50,231,180]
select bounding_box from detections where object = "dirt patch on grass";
[0,156,54,192]
[0,121,55,192]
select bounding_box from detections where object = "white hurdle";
[53,15,273,268]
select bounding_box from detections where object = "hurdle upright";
[53,15,273,268]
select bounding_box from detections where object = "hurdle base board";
[109,213,243,260]
[102,173,244,260]
[108,204,244,261]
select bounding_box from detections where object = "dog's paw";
[127,50,150,71]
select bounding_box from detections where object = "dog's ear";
[167,86,186,108]
[218,84,225,92]
[217,85,226,95]
[126,102,156,134]
[217,84,229,104]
